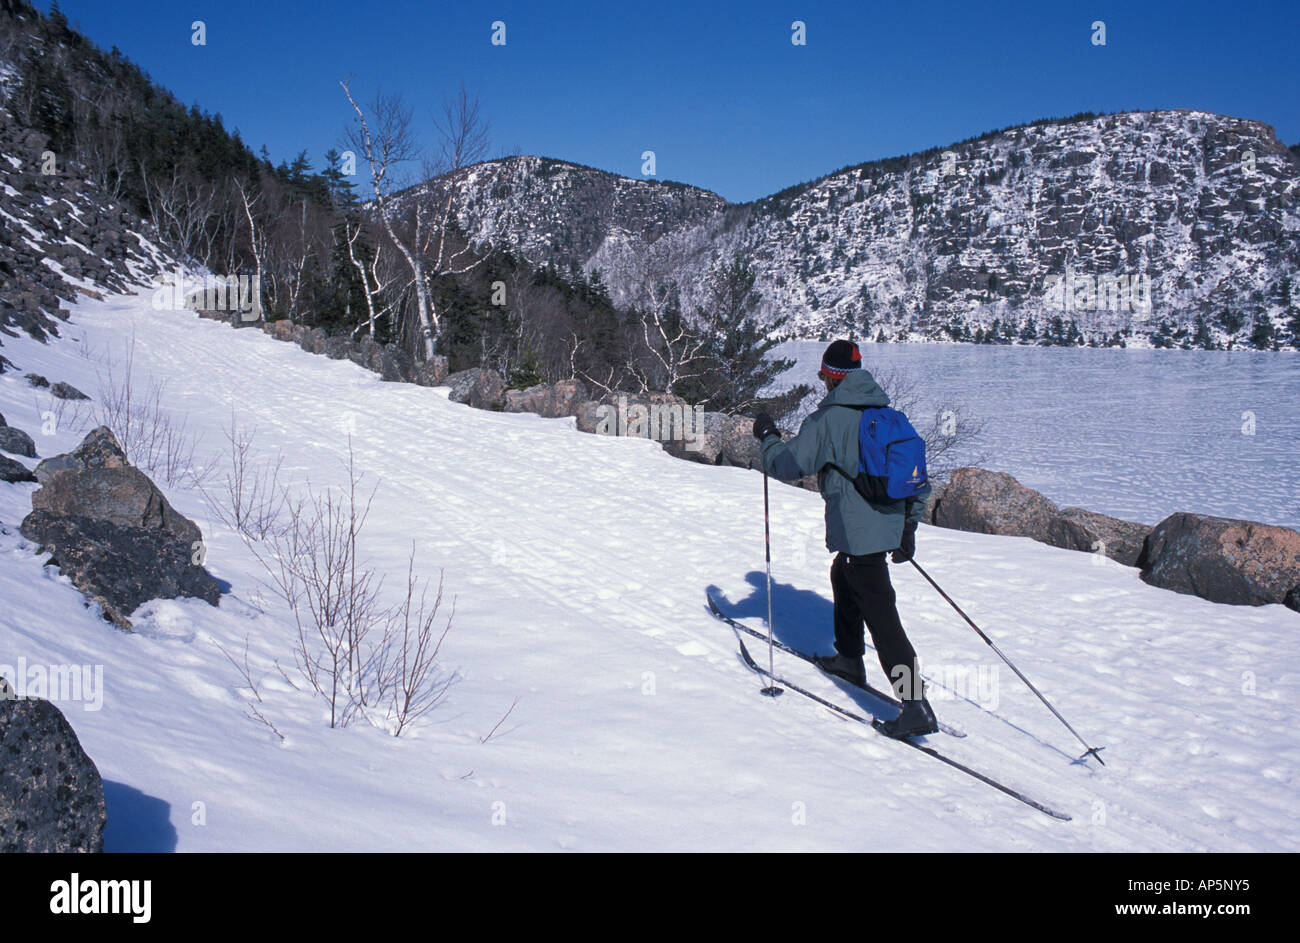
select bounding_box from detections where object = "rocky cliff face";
[0,105,172,344]
[438,111,1300,346]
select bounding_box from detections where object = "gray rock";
[24,373,48,388]
[50,381,89,401]
[923,479,947,524]
[411,355,449,387]
[298,327,327,355]
[0,684,107,852]
[31,465,200,545]
[662,410,729,464]
[373,345,416,383]
[720,415,762,469]
[1047,507,1150,567]
[575,400,609,434]
[505,379,589,419]
[445,368,506,410]
[264,319,301,342]
[33,426,127,484]
[323,335,353,360]
[19,510,221,630]
[933,467,1059,543]
[0,454,36,483]
[1137,513,1300,610]
[0,425,37,458]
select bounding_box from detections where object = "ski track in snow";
[0,289,1296,851]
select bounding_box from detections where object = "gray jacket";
[760,369,929,556]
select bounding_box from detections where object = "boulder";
[33,426,126,483]
[575,400,606,434]
[349,334,380,368]
[322,334,353,360]
[411,355,449,387]
[662,410,729,465]
[932,467,1059,543]
[24,373,48,388]
[264,319,301,342]
[923,479,947,524]
[0,425,37,458]
[1137,513,1300,611]
[0,684,107,852]
[371,345,416,383]
[505,379,589,419]
[297,327,327,355]
[50,381,89,401]
[20,511,221,629]
[1,455,35,483]
[600,392,690,440]
[720,415,762,469]
[30,465,200,545]
[1046,507,1150,566]
[1,455,35,486]
[445,368,505,410]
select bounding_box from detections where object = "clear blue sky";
[41,0,1300,203]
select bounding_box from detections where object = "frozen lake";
[771,341,1300,530]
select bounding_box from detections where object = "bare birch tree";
[341,78,490,359]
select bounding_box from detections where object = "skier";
[751,339,937,738]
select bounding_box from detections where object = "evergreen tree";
[1250,311,1275,350]
[678,254,808,413]
[1047,315,1065,345]
[321,148,359,210]
[1192,315,1216,349]
[1218,308,1246,336]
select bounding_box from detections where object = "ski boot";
[813,651,866,686]
[877,695,939,739]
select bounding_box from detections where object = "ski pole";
[909,558,1105,765]
[759,460,782,697]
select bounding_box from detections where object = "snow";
[0,290,1297,851]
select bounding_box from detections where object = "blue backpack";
[852,407,928,503]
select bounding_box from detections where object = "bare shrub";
[480,696,520,744]
[246,442,454,735]
[32,389,94,442]
[199,410,289,539]
[94,335,214,489]
[370,546,457,736]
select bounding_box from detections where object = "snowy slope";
[0,291,1297,851]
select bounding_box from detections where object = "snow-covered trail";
[1,289,1297,851]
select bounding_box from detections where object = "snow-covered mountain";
[446,111,1300,345]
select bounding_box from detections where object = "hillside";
[441,112,1300,347]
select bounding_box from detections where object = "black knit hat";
[819,339,862,380]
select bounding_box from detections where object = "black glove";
[891,523,917,564]
[752,412,779,442]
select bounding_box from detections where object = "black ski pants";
[830,551,922,701]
